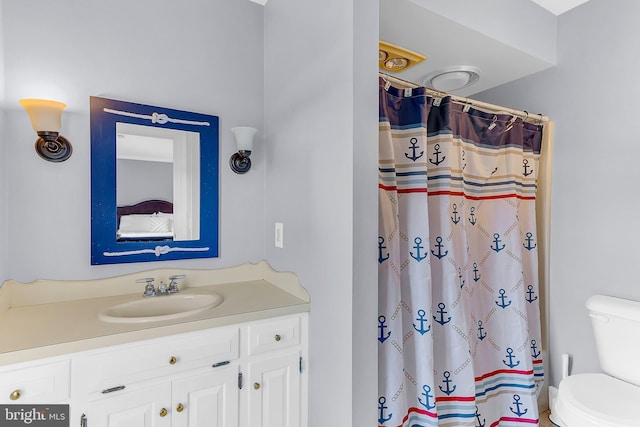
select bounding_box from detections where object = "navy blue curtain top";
[379,77,432,130]
[379,78,543,154]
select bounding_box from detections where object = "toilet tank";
[586,295,640,387]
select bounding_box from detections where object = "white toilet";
[555,295,640,426]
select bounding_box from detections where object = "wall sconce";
[19,98,72,162]
[230,127,257,174]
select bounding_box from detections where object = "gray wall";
[352,0,379,422]
[263,0,378,425]
[476,0,640,386]
[116,159,173,206]
[0,1,5,280]
[0,110,5,281]
[2,0,265,281]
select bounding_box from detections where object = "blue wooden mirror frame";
[90,96,219,265]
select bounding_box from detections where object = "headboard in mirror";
[90,96,219,265]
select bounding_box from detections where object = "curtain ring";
[502,115,517,133]
[488,115,498,131]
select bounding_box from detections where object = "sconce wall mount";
[230,150,251,174]
[20,98,72,162]
[230,126,257,174]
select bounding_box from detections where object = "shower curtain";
[378,80,544,427]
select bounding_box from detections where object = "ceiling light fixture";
[379,41,426,73]
[423,66,481,92]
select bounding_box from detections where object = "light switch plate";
[275,222,284,248]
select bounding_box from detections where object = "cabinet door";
[172,366,239,427]
[85,382,172,427]
[0,359,70,404]
[247,352,300,427]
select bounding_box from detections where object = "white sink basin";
[98,293,224,323]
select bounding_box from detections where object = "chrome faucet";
[168,275,186,293]
[136,275,186,297]
[136,277,157,297]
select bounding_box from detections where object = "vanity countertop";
[0,261,310,366]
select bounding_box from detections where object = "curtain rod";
[379,72,549,124]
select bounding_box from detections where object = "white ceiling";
[252,0,591,13]
[379,0,591,96]
[530,0,590,15]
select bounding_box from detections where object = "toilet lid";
[557,373,640,426]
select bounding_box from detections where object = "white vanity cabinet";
[0,313,307,427]
[172,366,240,427]
[0,358,71,404]
[0,262,310,427]
[84,366,239,427]
[246,352,301,427]
[76,325,241,427]
[244,315,304,427]
[83,381,173,427]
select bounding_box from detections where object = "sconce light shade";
[230,126,257,174]
[19,98,72,162]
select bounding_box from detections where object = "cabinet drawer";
[0,359,70,404]
[77,326,239,393]
[247,316,301,356]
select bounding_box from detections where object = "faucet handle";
[168,275,186,293]
[136,277,156,297]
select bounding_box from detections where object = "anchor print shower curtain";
[378,79,544,427]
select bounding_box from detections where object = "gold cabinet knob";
[274,334,281,342]
[176,403,184,413]
[169,356,177,365]
[159,408,168,417]
[9,390,21,400]
[254,382,261,390]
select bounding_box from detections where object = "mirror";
[116,123,200,241]
[90,97,219,265]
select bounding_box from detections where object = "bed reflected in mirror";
[90,97,219,265]
[115,123,200,242]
